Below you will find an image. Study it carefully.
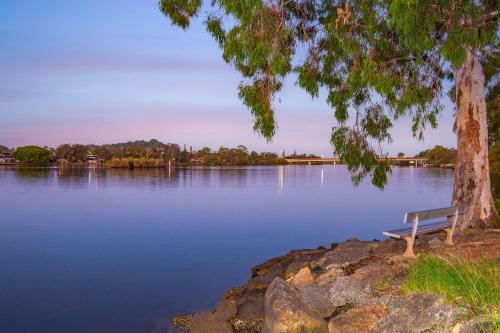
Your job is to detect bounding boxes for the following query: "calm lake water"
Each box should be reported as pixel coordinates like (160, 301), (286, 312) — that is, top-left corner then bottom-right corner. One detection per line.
(0, 165), (453, 333)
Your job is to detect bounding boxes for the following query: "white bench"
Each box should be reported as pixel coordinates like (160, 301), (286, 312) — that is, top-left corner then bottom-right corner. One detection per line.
(383, 205), (465, 258)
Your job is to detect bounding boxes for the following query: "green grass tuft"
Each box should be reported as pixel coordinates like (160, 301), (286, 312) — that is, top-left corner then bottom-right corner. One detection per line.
(403, 255), (500, 330)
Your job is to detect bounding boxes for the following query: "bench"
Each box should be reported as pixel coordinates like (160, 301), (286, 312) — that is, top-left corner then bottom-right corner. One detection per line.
(383, 205), (465, 258)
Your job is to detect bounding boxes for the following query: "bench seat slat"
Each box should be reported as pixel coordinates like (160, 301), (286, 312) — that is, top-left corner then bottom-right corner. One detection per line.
(383, 220), (451, 239)
(405, 205), (464, 223)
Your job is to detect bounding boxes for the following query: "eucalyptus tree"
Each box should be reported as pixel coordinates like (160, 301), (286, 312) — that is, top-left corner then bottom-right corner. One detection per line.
(160, 0), (498, 228)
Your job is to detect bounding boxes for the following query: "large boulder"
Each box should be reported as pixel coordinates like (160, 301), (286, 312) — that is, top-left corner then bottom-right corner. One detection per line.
(328, 275), (374, 307)
(374, 293), (466, 332)
(263, 278), (328, 333)
(298, 284), (336, 319)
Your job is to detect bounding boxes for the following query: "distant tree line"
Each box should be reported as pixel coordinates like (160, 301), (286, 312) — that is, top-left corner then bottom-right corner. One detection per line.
(3, 139), (286, 166)
(3, 140), (497, 200)
(415, 146), (457, 167)
(184, 145), (285, 165)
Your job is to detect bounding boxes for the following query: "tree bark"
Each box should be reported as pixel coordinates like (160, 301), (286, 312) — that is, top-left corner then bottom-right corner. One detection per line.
(453, 50), (497, 229)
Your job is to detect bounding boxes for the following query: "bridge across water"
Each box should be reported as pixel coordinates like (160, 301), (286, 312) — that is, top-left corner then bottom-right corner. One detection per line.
(285, 157), (429, 166)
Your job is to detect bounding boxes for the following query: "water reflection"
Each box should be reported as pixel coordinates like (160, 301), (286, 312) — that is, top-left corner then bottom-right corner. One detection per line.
(14, 167), (51, 183)
(4, 165), (454, 196)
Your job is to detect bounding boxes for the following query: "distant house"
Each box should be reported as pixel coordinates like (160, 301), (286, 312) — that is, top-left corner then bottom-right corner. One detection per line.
(86, 154), (104, 165)
(190, 158), (205, 165)
(0, 153), (16, 164)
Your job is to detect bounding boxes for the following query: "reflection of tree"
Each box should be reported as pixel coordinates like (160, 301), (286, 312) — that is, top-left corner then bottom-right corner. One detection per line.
(14, 167), (51, 183)
(11, 166), (289, 190)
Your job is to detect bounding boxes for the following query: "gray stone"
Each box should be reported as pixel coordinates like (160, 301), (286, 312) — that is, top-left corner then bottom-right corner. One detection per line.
(313, 239), (374, 271)
(328, 276), (374, 307)
(298, 284), (336, 319)
(263, 278), (328, 333)
(374, 293), (467, 333)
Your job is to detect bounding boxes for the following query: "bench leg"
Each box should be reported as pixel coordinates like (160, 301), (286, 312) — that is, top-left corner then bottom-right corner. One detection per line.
(444, 228), (454, 245)
(402, 236), (416, 258)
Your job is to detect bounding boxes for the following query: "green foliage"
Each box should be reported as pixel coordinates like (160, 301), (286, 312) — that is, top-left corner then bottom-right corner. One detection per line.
(403, 255), (500, 330)
(52, 140), (285, 166)
(416, 145), (456, 167)
(161, 0), (499, 188)
(159, 0), (201, 29)
(193, 145), (285, 165)
(57, 139), (181, 162)
(56, 144), (88, 162)
(14, 146), (51, 164)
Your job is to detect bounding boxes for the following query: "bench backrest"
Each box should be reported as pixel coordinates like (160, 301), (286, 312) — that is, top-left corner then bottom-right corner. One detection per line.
(404, 205), (465, 223)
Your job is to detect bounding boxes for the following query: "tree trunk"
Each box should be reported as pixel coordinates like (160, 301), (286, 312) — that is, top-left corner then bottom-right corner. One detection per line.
(453, 50), (497, 229)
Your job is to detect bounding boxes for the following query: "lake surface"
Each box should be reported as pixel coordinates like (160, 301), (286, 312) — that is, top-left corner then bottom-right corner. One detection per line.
(0, 165), (453, 333)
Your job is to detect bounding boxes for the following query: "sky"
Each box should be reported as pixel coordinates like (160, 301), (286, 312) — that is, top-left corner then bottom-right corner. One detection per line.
(0, 0), (457, 156)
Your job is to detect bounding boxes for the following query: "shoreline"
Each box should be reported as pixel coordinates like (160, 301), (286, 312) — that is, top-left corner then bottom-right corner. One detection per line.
(171, 229), (499, 333)
(0, 163), (454, 169)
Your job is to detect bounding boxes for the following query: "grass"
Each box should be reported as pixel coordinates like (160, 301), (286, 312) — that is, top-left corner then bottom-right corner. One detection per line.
(403, 255), (500, 331)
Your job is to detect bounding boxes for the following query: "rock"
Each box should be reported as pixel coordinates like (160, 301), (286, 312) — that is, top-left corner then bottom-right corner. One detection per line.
(250, 248), (329, 286)
(290, 266), (314, 287)
(298, 284), (336, 318)
(328, 305), (388, 333)
(171, 314), (192, 332)
(458, 316), (493, 333)
(352, 261), (405, 291)
(313, 239), (375, 272)
(314, 268), (345, 286)
(352, 261), (391, 279)
(189, 310), (233, 333)
(427, 237), (443, 248)
(374, 294), (466, 332)
(328, 276), (374, 307)
(370, 238), (406, 256)
(232, 287), (266, 333)
(213, 297), (238, 321)
(263, 278), (328, 333)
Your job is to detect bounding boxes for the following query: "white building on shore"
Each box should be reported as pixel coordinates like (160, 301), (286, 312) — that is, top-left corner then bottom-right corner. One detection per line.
(0, 153), (16, 164)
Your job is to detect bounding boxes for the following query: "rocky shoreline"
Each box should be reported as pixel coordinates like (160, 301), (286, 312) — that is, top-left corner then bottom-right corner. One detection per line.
(172, 229), (499, 333)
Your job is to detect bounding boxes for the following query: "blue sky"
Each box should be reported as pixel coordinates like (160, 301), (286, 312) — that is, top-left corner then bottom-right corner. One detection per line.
(0, 0), (456, 156)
